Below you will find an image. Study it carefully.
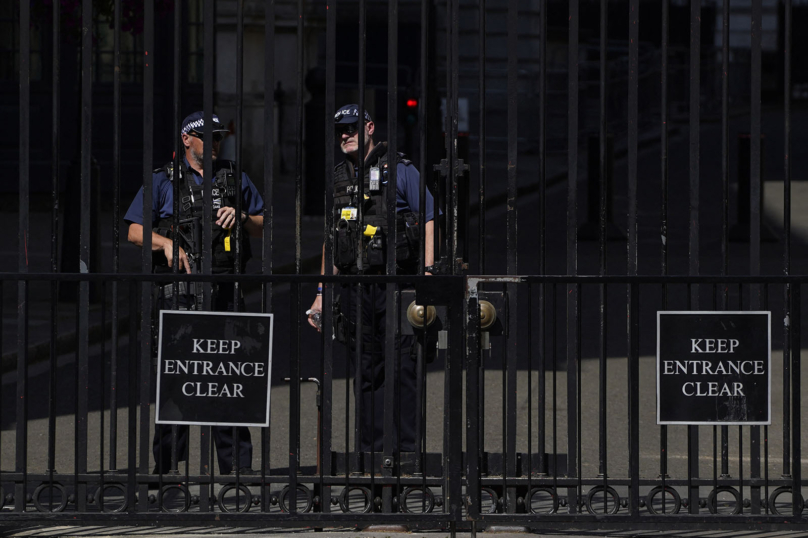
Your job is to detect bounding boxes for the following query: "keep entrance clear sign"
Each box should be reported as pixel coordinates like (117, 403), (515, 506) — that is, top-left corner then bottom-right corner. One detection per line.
(657, 311), (770, 425)
(156, 311), (274, 427)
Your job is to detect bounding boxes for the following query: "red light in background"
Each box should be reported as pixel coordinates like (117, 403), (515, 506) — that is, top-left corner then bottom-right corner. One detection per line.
(406, 99), (418, 108)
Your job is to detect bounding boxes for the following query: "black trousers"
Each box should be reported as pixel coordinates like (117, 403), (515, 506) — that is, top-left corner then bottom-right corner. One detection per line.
(152, 283), (252, 475)
(152, 424), (252, 476)
(340, 283), (418, 453)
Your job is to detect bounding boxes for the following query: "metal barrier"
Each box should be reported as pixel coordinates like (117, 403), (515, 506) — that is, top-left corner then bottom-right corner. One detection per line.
(8, 0), (804, 532)
(465, 275), (805, 531)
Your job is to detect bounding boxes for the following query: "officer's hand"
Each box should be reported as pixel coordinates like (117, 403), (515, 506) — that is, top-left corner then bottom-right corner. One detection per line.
(307, 295), (323, 332)
(164, 241), (191, 274)
(216, 206), (241, 229)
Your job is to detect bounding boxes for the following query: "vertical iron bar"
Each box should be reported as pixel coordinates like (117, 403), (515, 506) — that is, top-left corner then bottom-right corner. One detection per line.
(721, 0), (729, 284)
(466, 288), (481, 520)
(418, 0), (428, 277)
(749, 0), (762, 512)
(688, 0), (700, 304)
(321, 0), (335, 514)
(660, 0), (667, 493)
(477, 0), (485, 274)
(290, 0), (306, 513)
(750, 6), (761, 277)
(782, 0), (792, 482)
(383, 0), (399, 513)
(127, 282), (139, 512)
(628, 283), (640, 515)
(501, 317), (507, 505)
(262, 0), (276, 511)
(687, 0), (700, 513)
(353, 0), (367, 465)
(720, 0), (730, 480)
(369, 287), (377, 502)
(527, 285), (533, 494)
(47, 0), (61, 491)
(202, 0), (214, 282)
(566, 0), (580, 514)
(357, 0), (366, 275)
(234, 0), (244, 305)
(139, 0), (155, 513)
(627, 0), (639, 515)
(552, 284), (558, 505)
(418, 0), (428, 276)
(355, 0), (367, 460)
(660, 0), (668, 279)
(164, 0), (180, 492)
(73, 297), (80, 509)
(110, 0), (121, 473)
(576, 283), (583, 511)
(597, 0), (608, 486)
(450, 0), (459, 272)
(505, 0), (517, 248)
(168, 0), (183, 495)
(447, 279), (464, 522)
(76, 0), (94, 513)
(791, 282), (800, 516)
(505, 0), (518, 512)
(764, 282), (770, 512)
(16, 0), (31, 513)
(739, 424), (743, 514)
(660, 19), (668, 510)
(536, 0), (547, 478)
(99, 282), (106, 511)
(232, 0), (246, 505)
(442, 0), (451, 267)
(200, 0), (215, 510)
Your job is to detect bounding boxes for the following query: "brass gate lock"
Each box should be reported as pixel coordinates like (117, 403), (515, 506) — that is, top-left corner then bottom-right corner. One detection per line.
(479, 300), (497, 330)
(406, 301), (437, 328)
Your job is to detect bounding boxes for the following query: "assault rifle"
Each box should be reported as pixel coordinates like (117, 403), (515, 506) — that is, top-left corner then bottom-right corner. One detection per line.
(160, 216), (206, 311)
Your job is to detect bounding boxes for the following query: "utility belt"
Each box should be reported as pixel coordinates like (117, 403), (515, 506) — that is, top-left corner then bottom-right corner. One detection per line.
(150, 282), (232, 359)
(332, 292), (432, 362)
(157, 281), (210, 307)
(334, 211), (420, 273)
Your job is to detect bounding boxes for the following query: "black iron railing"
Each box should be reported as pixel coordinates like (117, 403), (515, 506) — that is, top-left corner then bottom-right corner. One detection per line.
(7, 0), (804, 532)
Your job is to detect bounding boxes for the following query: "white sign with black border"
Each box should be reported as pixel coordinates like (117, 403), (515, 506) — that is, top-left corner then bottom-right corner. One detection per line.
(155, 310), (274, 427)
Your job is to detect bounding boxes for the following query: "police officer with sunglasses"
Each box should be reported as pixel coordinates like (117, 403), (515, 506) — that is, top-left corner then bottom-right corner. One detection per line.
(308, 104), (436, 453)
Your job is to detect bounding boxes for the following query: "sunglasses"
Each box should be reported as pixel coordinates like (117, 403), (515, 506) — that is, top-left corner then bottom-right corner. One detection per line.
(335, 123), (359, 135)
(188, 131), (225, 142)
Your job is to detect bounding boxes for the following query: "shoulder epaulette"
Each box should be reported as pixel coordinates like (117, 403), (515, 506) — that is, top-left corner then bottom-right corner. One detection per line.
(396, 152), (412, 166)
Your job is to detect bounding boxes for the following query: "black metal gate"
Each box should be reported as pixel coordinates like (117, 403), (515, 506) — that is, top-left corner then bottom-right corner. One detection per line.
(5, 0), (807, 532)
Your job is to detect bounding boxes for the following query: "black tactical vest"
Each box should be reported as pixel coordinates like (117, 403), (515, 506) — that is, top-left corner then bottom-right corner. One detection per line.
(153, 160), (251, 274)
(333, 143), (420, 274)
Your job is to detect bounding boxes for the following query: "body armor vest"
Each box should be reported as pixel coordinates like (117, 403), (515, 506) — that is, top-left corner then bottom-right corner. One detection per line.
(153, 160), (251, 274)
(333, 143), (420, 274)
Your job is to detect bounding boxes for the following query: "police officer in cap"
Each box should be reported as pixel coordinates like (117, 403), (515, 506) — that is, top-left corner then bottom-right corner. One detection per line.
(124, 111), (265, 476)
(308, 105), (436, 452)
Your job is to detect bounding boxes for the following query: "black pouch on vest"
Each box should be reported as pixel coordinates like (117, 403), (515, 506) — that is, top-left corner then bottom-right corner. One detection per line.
(396, 212), (419, 264)
(366, 229), (385, 267)
(335, 219), (356, 269)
